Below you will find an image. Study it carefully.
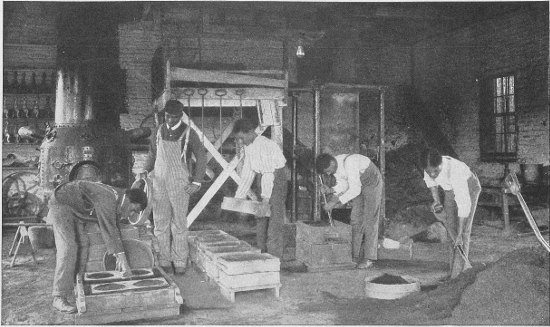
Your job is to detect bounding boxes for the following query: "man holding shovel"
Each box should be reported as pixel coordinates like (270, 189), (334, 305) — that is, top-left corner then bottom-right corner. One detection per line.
(421, 149), (481, 278)
(316, 153), (383, 269)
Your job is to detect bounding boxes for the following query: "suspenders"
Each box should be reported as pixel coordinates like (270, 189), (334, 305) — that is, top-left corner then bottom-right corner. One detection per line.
(156, 125), (190, 164)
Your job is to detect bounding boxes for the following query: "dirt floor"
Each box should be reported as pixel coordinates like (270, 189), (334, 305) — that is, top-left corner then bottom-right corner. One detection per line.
(1, 215), (549, 325)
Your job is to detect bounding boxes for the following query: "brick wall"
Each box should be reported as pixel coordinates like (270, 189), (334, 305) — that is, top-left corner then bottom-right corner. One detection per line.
(118, 21), (162, 129)
(411, 4), (549, 181)
(3, 2), (57, 69)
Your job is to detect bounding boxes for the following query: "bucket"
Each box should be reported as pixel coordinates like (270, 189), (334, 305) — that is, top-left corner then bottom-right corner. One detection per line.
(365, 274), (420, 300)
(521, 164), (542, 185)
(28, 225), (55, 249)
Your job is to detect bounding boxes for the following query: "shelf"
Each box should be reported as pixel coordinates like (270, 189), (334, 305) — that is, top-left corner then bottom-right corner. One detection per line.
(3, 93), (54, 96)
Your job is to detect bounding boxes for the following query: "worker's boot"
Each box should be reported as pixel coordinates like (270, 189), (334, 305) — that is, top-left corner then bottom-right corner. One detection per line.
(356, 260), (374, 269)
(174, 265), (187, 275)
(52, 296), (77, 314)
(160, 264), (174, 274)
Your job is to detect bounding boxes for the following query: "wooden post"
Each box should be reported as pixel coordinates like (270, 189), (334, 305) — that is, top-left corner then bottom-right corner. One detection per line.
(313, 87), (321, 222)
(291, 94), (298, 223)
(379, 87), (386, 226)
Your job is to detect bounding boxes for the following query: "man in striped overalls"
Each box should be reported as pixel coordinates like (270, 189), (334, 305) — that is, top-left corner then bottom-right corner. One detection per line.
(140, 100), (207, 275)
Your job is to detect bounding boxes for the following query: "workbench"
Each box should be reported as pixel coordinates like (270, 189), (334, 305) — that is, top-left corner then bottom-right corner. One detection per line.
(478, 186), (514, 233)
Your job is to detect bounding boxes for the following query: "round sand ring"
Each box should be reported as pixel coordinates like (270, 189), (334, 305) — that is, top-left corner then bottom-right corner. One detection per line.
(94, 283), (126, 291)
(131, 269), (151, 276)
(86, 272), (115, 280)
(133, 279), (164, 287)
(364, 274), (420, 300)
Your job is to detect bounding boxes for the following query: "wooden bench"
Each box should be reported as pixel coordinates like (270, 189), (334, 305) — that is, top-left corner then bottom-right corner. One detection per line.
(478, 186), (513, 234)
(4, 221), (51, 267)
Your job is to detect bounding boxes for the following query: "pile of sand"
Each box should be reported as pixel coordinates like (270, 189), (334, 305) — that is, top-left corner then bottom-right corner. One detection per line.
(447, 247), (550, 325)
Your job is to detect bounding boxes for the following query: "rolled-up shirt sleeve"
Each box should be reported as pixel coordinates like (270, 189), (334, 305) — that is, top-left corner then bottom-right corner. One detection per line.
(423, 171), (437, 188)
(260, 172), (275, 199)
(338, 159), (363, 204)
(235, 154), (255, 199)
(451, 174), (472, 217)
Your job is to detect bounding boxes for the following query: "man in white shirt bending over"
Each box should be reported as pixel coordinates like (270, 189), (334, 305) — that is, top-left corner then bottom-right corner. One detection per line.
(316, 153), (383, 269)
(421, 149), (481, 279)
(233, 119), (287, 258)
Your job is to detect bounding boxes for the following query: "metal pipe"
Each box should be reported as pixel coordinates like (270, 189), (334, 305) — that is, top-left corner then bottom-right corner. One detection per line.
(291, 94), (298, 223)
(313, 87), (321, 222)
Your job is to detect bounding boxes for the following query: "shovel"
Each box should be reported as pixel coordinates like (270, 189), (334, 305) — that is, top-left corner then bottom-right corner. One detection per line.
(319, 175), (340, 241)
(432, 207), (473, 269)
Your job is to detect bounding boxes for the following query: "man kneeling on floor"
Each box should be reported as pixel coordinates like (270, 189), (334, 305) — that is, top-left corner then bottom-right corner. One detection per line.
(45, 180), (147, 313)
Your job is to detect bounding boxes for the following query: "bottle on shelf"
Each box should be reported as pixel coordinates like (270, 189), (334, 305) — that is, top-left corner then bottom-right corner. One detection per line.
(13, 71), (20, 93)
(3, 96), (9, 119)
(22, 96), (30, 118)
(3, 72), (9, 93)
(32, 99), (40, 118)
(4, 122), (12, 144)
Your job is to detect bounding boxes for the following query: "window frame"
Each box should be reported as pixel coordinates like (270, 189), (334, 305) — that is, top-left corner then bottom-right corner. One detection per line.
(479, 72), (519, 162)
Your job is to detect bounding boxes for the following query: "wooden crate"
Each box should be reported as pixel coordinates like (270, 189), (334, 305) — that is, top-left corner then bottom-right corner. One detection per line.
(221, 197), (271, 216)
(296, 239), (353, 267)
(217, 252), (280, 275)
(188, 230), (228, 244)
(218, 271), (280, 289)
(200, 245), (261, 281)
(296, 220), (352, 245)
(74, 268), (182, 324)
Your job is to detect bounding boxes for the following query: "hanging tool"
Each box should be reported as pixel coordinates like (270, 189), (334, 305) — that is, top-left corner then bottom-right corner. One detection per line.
(197, 88), (208, 145)
(235, 89), (244, 119)
(504, 172), (550, 252)
(215, 89), (227, 156)
(432, 206), (473, 269)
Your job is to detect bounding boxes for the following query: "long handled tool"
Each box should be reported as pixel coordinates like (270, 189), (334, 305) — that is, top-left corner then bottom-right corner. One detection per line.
(318, 175), (334, 227)
(504, 172), (550, 252)
(432, 207), (473, 269)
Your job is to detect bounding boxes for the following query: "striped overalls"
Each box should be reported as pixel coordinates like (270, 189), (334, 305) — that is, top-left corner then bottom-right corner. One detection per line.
(152, 127), (191, 269)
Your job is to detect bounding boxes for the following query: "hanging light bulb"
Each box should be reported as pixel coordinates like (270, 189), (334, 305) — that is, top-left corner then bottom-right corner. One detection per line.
(296, 44), (305, 58)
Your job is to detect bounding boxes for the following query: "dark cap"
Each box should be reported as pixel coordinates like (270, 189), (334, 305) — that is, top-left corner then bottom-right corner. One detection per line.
(164, 100), (184, 115)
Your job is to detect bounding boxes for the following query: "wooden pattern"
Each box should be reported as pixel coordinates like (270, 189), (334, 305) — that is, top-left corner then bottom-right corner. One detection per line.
(74, 268), (183, 324)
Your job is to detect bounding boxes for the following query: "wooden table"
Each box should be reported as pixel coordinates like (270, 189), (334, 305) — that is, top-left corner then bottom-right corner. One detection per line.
(478, 186), (513, 234)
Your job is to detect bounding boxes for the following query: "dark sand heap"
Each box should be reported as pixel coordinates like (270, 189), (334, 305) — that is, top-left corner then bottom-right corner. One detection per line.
(447, 246), (550, 325)
(299, 247), (549, 325)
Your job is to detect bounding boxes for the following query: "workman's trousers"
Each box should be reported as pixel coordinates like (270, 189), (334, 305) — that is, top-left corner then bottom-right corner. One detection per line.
(443, 173), (481, 278)
(257, 168), (288, 258)
(152, 177), (190, 268)
(47, 198), (88, 298)
(350, 163), (383, 262)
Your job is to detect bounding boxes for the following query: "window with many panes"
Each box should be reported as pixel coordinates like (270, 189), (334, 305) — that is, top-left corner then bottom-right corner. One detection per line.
(479, 74), (518, 162)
